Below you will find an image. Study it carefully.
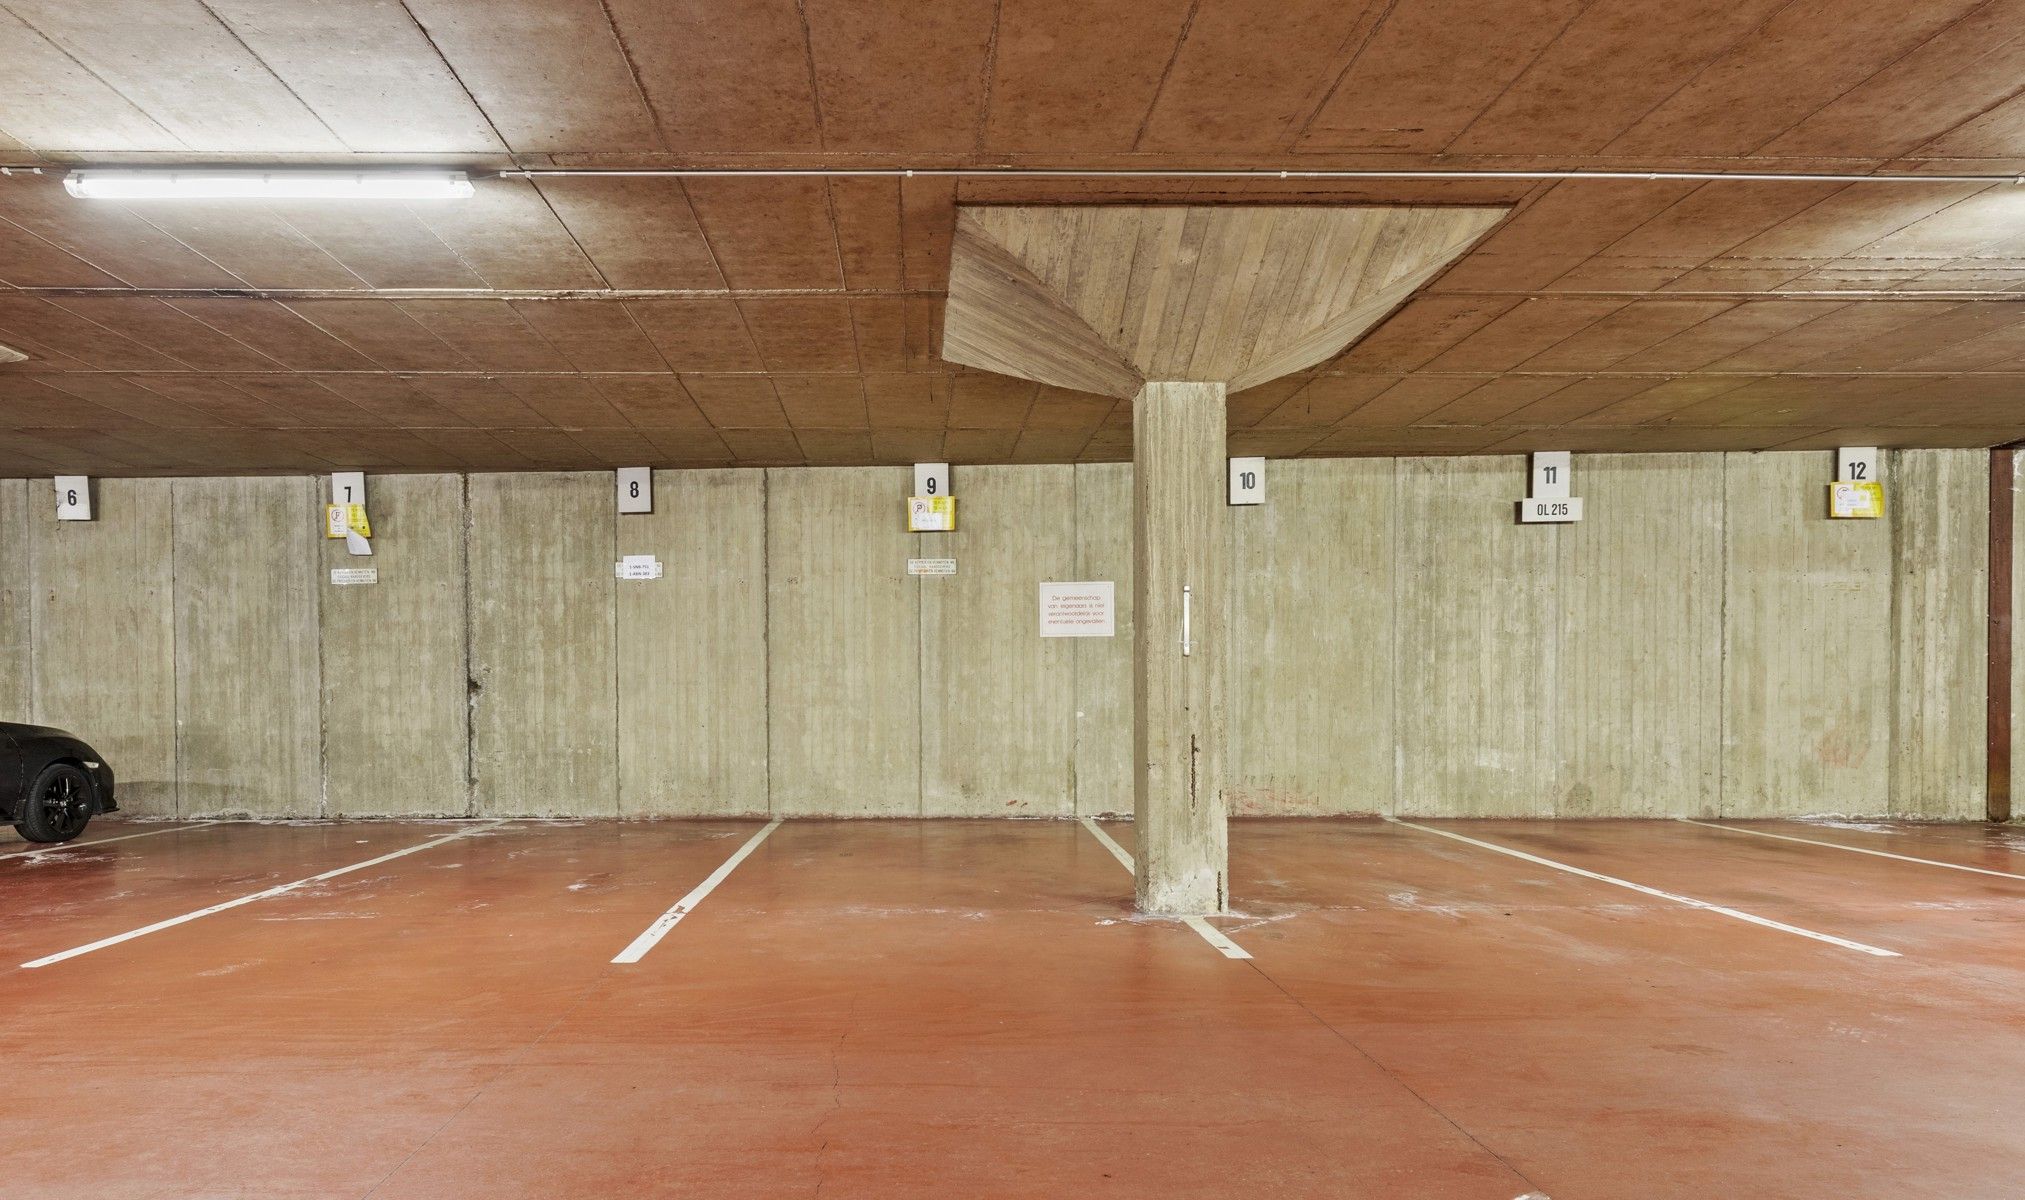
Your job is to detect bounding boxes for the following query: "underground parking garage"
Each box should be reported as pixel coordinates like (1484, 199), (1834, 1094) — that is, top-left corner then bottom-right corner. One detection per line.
(2, 4), (2025, 1198)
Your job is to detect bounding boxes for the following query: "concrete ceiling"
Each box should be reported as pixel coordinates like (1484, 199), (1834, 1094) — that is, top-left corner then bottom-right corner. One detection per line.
(0, 1), (2022, 473)
(943, 206), (1508, 395)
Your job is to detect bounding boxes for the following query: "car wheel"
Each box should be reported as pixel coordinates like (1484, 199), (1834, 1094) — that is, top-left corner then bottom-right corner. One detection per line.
(14, 763), (94, 844)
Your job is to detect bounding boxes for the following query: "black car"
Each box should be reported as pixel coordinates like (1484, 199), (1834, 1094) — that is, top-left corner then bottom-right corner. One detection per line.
(0, 724), (117, 844)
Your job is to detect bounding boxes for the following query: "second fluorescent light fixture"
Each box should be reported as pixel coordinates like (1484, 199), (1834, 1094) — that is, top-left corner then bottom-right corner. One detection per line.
(64, 168), (474, 201)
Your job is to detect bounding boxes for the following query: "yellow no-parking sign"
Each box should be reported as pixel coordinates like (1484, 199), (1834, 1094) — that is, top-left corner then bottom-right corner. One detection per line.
(324, 503), (372, 538)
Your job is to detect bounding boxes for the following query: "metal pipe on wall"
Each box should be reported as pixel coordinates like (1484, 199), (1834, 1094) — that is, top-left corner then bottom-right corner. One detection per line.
(496, 167), (2025, 185)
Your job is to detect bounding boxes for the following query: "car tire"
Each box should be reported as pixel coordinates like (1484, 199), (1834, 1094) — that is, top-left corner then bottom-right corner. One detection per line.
(14, 762), (94, 844)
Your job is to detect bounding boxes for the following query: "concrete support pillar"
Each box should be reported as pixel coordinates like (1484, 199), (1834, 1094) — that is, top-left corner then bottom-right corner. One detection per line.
(1132, 381), (1229, 915)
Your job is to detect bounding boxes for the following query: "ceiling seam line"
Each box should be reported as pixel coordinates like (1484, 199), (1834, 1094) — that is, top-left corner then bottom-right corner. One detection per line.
(0, 2), (188, 152)
(1742, 0), (2011, 159)
(590, 0), (671, 153)
(1589, 0), (1812, 158)
(1126, 0), (1202, 152)
(1431, 0), (1606, 155)
(389, 0), (515, 160)
(187, 0), (352, 151)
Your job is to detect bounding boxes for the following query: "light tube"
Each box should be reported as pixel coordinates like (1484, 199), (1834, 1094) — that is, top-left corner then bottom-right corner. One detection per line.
(63, 168), (474, 201)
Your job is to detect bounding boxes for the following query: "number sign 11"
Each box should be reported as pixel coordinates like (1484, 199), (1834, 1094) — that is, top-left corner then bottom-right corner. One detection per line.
(1519, 451), (1583, 524)
(1530, 451), (1571, 500)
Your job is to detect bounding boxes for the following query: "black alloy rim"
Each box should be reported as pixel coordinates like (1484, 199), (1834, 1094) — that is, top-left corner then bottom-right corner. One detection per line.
(40, 772), (89, 838)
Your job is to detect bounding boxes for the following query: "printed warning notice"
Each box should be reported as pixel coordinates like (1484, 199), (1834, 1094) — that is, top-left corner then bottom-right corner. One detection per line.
(1038, 581), (1116, 638)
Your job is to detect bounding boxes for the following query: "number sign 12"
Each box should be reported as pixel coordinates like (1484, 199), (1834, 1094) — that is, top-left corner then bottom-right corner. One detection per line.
(1837, 447), (1878, 484)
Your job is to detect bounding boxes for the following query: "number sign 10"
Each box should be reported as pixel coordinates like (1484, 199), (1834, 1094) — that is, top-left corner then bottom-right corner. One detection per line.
(1228, 456), (1265, 506)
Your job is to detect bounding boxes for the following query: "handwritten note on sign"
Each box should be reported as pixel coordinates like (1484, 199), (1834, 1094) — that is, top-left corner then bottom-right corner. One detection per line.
(1038, 582), (1116, 638)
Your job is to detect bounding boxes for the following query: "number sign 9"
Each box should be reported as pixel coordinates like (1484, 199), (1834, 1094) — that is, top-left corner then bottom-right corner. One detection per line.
(914, 462), (951, 500)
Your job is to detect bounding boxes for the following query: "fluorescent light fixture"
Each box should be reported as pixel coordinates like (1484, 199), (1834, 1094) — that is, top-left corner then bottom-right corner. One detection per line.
(0, 341), (24, 364)
(63, 168), (474, 201)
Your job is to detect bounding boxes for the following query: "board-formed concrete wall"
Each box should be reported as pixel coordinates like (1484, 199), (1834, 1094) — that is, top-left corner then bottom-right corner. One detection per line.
(2011, 450), (2025, 818)
(320, 474), (469, 817)
(0, 450), (1991, 820)
(618, 470), (768, 817)
(767, 466), (922, 816)
(172, 477), (322, 817)
(32, 478), (177, 812)
(1228, 458), (1394, 817)
(467, 472), (617, 817)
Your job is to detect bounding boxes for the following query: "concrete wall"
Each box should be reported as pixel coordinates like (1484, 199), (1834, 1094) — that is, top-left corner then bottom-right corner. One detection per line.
(1559, 454), (1724, 817)
(1722, 454), (1895, 815)
(468, 473), (617, 817)
(320, 474), (468, 817)
(0, 450), (1991, 821)
(618, 470), (768, 817)
(1072, 463), (1134, 817)
(1891, 451), (1987, 818)
(1395, 457), (1558, 816)
(32, 478), (177, 811)
(1224, 460), (1393, 816)
(172, 477), (322, 817)
(0, 481), (28, 720)
(920, 465), (1078, 816)
(2011, 451), (2025, 819)
(767, 466), (921, 815)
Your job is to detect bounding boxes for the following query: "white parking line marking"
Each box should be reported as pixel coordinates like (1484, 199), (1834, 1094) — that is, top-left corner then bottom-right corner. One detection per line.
(1077, 817), (1250, 960)
(612, 819), (782, 964)
(1, 822), (220, 861)
(21, 822), (503, 969)
(1180, 914), (1251, 959)
(1385, 817), (1900, 959)
(1679, 818), (2025, 882)
(1079, 816), (1136, 872)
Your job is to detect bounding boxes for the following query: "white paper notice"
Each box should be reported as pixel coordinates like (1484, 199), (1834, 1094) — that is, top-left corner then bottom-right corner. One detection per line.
(330, 568), (378, 586)
(615, 554), (664, 581)
(1038, 581), (1115, 638)
(907, 558), (957, 576)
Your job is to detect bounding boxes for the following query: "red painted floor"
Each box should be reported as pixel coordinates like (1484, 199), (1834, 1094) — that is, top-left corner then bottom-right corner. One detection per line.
(3, 816), (2020, 1198)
